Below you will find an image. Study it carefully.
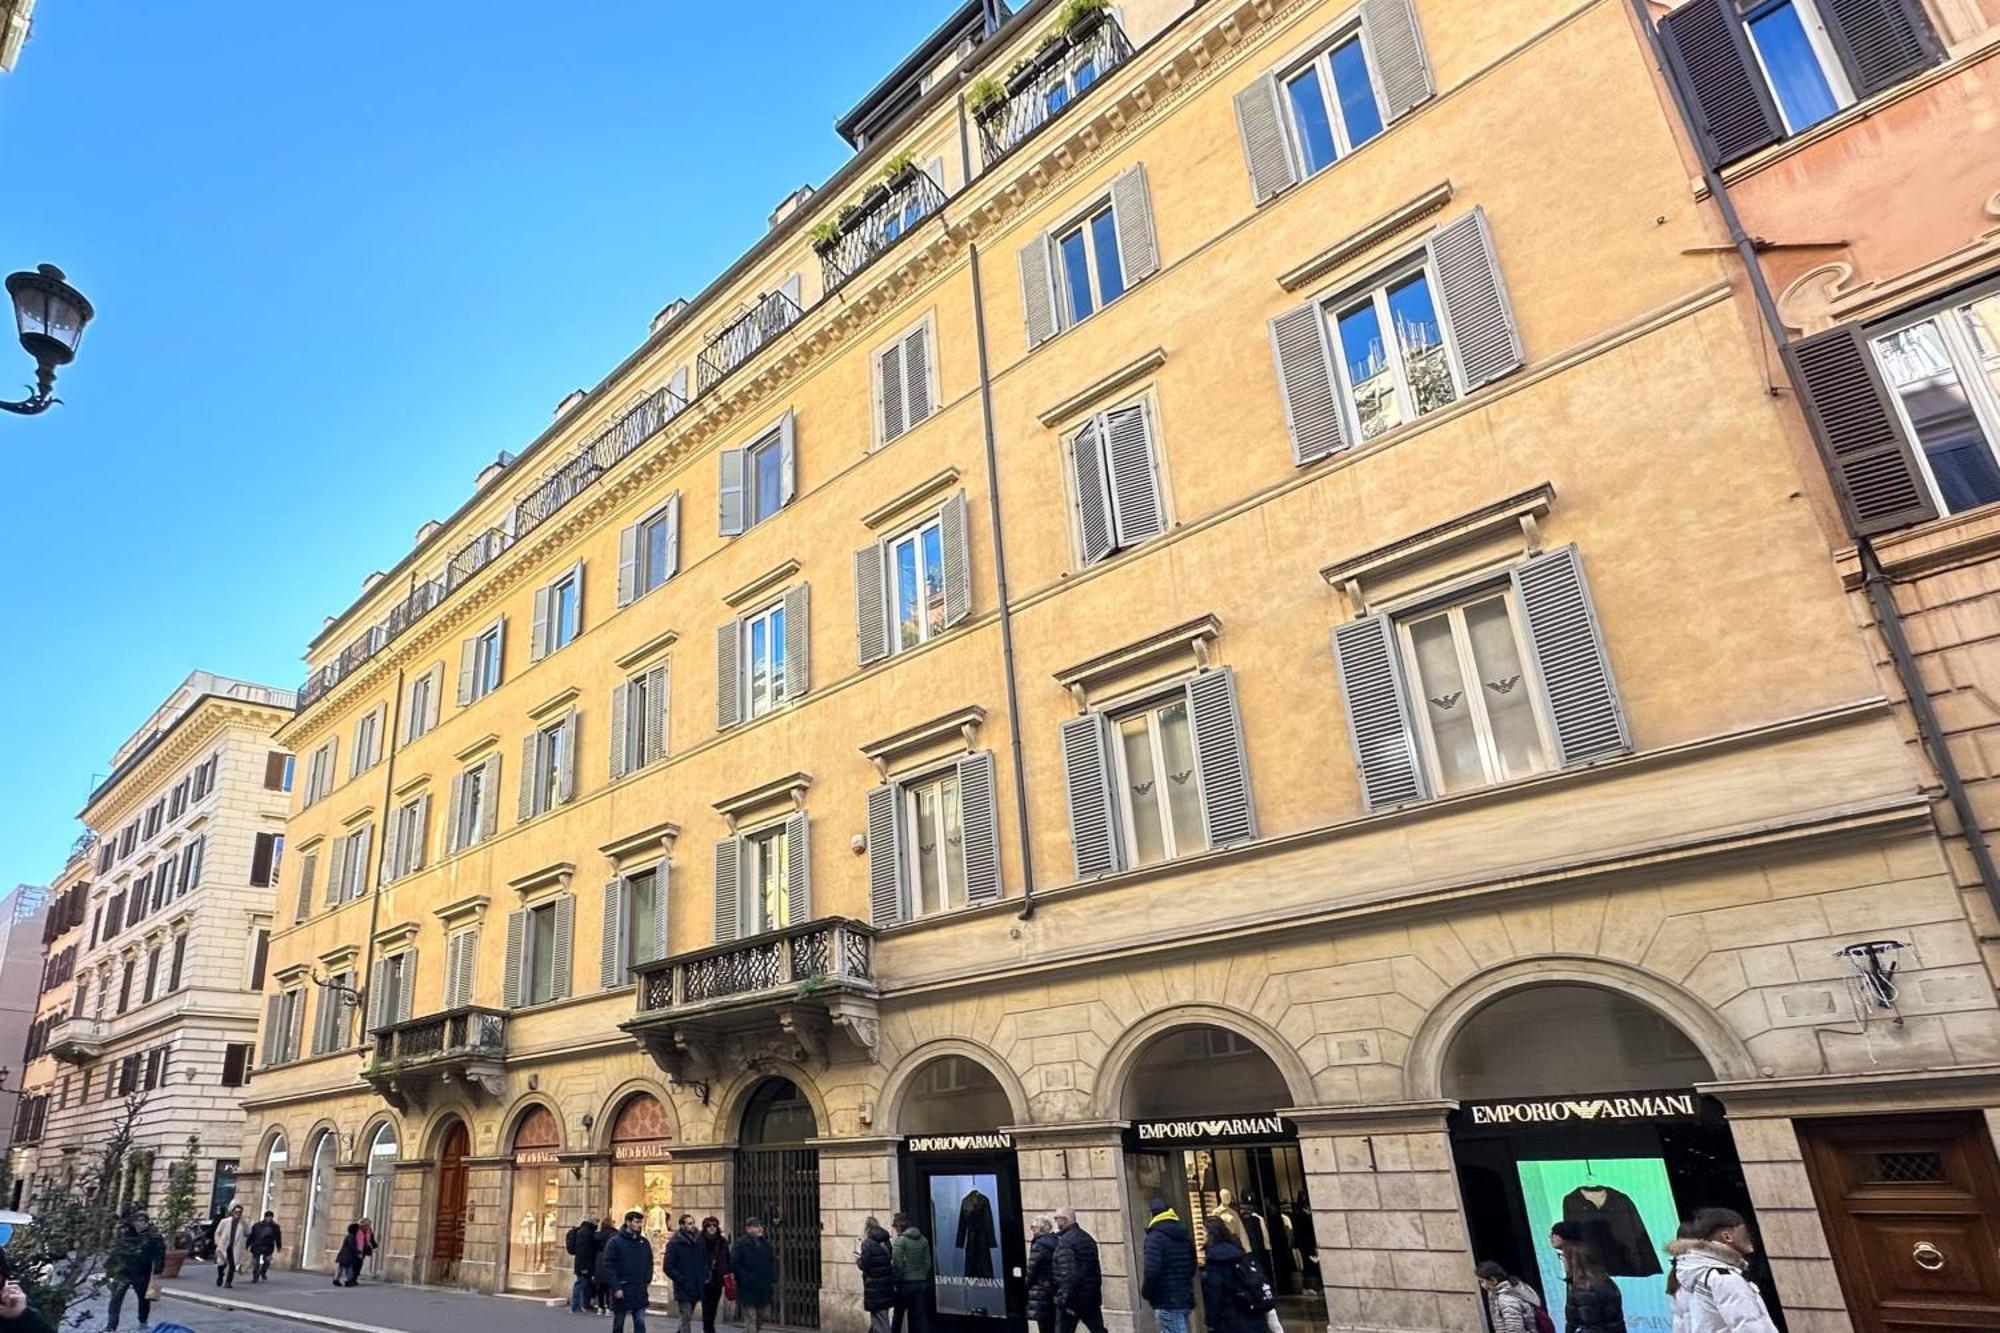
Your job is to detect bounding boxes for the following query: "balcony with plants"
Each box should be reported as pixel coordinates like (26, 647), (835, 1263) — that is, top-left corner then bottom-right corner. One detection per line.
(971, 0), (1131, 167)
(811, 153), (948, 295)
(363, 1004), (508, 1110)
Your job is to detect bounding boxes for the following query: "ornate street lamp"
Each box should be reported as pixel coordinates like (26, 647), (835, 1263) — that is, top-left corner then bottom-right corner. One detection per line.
(3, 264), (94, 415)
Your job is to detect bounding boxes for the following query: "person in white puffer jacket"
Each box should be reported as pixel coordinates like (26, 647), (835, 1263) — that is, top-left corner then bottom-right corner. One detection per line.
(1474, 1261), (1545, 1333)
(1666, 1209), (1779, 1333)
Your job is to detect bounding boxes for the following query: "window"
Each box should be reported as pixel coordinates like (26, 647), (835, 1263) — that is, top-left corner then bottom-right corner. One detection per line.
(856, 496), (975, 664)
(627, 868), (662, 970)
(449, 755), (500, 852)
(143, 800), (163, 839)
(385, 795), (430, 881)
(1109, 695), (1206, 867)
(263, 988), (304, 1066)
(1743, 0), (1851, 133)
(888, 517), (946, 652)
(263, 750), (292, 792)
(406, 664), (441, 742)
(718, 585), (808, 729)
(459, 619), (505, 705)
(118, 960), (135, 1014)
(506, 898), (574, 1008)
(526, 904), (559, 1005)
(533, 563), (584, 660)
(118, 823), (137, 858)
(903, 769), (966, 918)
(143, 947), (161, 1004)
(304, 738), (337, 805)
(333, 824), (373, 902)
(875, 322), (936, 445)
(1056, 204), (1125, 328)
(98, 840), (115, 873)
(1281, 31), (1385, 177)
(180, 835), (205, 894)
(1331, 267), (1457, 443)
(250, 832), (284, 888)
(444, 929), (479, 1007)
(293, 850), (319, 922)
(742, 601), (787, 720)
(351, 705), (384, 777)
(741, 825), (793, 937)
(247, 929), (268, 991)
(369, 955), (411, 1031)
(521, 712), (577, 820)
(1870, 292), (2000, 517)
(1067, 400), (1166, 566)
(619, 495), (681, 605)
(102, 893), (123, 943)
(152, 853), (175, 911)
(169, 777), (190, 820)
(130, 873), (153, 927)
(1407, 596), (1560, 790)
(315, 971), (355, 1053)
(192, 753), (219, 800)
(143, 1048), (165, 1092)
(611, 666), (668, 778)
(221, 1043), (253, 1087)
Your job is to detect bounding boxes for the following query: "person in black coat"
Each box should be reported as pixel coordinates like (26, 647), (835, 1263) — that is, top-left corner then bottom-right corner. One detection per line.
(1025, 1218), (1060, 1333)
(600, 1210), (658, 1333)
(698, 1217), (731, 1333)
(248, 1212), (283, 1283)
(1200, 1218), (1268, 1333)
(1562, 1245), (1627, 1333)
(1050, 1208), (1105, 1333)
(857, 1217), (897, 1333)
(1140, 1198), (1197, 1333)
(665, 1215), (709, 1333)
(104, 1208), (165, 1331)
(729, 1218), (778, 1333)
(567, 1217), (602, 1314)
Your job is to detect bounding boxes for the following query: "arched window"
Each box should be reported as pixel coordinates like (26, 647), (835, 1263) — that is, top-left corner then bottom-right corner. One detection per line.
(897, 1056), (1012, 1135)
(740, 1077), (816, 1145)
(362, 1123), (398, 1276)
(258, 1133), (288, 1219)
(1123, 1024), (1290, 1118)
(303, 1130), (336, 1265)
(1441, 984), (1713, 1100)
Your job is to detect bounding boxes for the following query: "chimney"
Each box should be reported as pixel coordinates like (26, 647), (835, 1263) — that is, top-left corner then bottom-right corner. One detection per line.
(362, 571), (385, 592)
(415, 519), (443, 545)
(769, 184), (816, 230)
(554, 389), (587, 419)
(473, 451), (516, 490)
(651, 299), (689, 336)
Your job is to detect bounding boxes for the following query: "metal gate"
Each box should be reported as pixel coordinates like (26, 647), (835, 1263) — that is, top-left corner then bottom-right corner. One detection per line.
(734, 1147), (821, 1329)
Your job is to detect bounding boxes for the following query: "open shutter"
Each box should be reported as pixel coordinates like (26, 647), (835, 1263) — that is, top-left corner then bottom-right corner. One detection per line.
(502, 908), (527, 1008)
(558, 709), (580, 804)
(426, 663), (444, 733)
(719, 448), (748, 536)
(1187, 668), (1257, 847)
(443, 935), (464, 1008)
(1060, 712), (1121, 879)
(397, 950), (417, 1022)
(295, 853), (317, 922)
(713, 837), (741, 943)
(480, 752), (502, 839)
(641, 667), (667, 767)
(444, 772), (464, 856)
(1071, 418), (1115, 567)
(662, 493), (681, 580)
(1783, 323), (1937, 535)
(1821, 0), (1941, 99)
(716, 621), (742, 730)
(262, 995), (282, 1066)
(783, 583), (811, 699)
(1234, 73), (1298, 205)
(1360, 0), (1435, 120)
(653, 864), (671, 964)
(778, 410), (798, 507)
(784, 813), (811, 926)
(879, 339), (907, 443)
(866, 784), (904, 927)
(855, 543), (889, 666)
(531, 585), (552, 662)
(958, 749), (1002, 906)
(600, 877), (628, 990)
(1104, 403), (1164, 548)
(380, 810), (402, 886)
(325, 834), (348, 907)
(1109, 165), (1160, 286)
(412, 794), (430, 872)
(940, 491), (972, 627)
(1658, 0), (1784, 167)
(1430, 207), (1524, 390)
(617, 522), (640, 606)
(1020, 233), (1057, 349)
(1512, 545), (1630, 768)
(284, 991), (306, 1062)
(1331, 616), (1429, 810)
(518, 732), (540, 823)
(609, 681), (630, 780)
(904, 325), (933, 427)
(456, 636), (477, 706)
(349, 826), (372, 899)
(1270, 302), (1346, 464)
(453, 931), (478, 1007)
(368, 961), (390, 1034)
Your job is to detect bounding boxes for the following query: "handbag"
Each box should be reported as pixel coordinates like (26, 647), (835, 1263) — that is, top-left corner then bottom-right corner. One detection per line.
(146, 1279), (163, 1301)
(723, 1273), (738, 1303)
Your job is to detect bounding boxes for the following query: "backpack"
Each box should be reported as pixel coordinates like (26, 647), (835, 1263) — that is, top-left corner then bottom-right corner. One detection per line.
(1228, 1256), (1276, 1316)
(1529, 1303), (1556, 1333)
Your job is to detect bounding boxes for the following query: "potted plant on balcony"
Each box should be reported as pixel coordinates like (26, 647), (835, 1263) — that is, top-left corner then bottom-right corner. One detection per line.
(1058, 0), (1110, 40)
(157, 1132), (202, 1278)
(966, 73), (1005, 121)
(881, 150), (919, 191)
(808, 217), (842, 255)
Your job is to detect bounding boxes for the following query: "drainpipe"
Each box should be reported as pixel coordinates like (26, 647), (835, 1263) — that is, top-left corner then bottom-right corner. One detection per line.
(355, 664), (406, 1029)
(1627, 0), (2000, 916)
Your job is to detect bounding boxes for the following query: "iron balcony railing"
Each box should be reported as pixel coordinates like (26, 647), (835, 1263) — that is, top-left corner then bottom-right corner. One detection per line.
(977, 11), (1132, 166)
(817, 169), (948, 295)
(367, 1005), (508, 1070)
(696, 289), (805, 394)
(633, 918), (874, 1014)
(513, 383), (689, 541)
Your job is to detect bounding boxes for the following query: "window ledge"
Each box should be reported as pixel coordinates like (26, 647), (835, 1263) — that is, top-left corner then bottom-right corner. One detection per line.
(615, 629), (679, 672)
(454, 732), (501, 763)
(508, 861), (575, 901)
(714, 771), (811, 830)
(392, 771), (430, 799)
(862, 468), (961, 531)
(1278, 181), (1454, 293)
(1036, 348), (1167, 428)
(1836, 499), (2000, 586)
(528, 686), (581, 722)
(723, 559), (801, 609)
(273, 962), (313, 986)
(1053, 615), (1220, 711)
(317, 943), (361, 969)
(1320, 482), (1554, 616)
(372, 922), (418, 951)
(433, 893), (491, 927)
(860, 706), (987, 778)
(600, 820), (681, 867)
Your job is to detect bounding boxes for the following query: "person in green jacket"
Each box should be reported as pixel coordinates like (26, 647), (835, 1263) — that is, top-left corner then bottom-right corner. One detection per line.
(889, 1213), (933, 1333)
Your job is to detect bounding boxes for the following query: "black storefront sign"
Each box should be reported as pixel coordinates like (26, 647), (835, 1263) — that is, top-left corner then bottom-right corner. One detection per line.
(898, 1134), (1025, 1333)
(1458, 1089), (1704, 1129)
(1123, 1113), (1295, 1150)
(906, 1132), (1014, 1154)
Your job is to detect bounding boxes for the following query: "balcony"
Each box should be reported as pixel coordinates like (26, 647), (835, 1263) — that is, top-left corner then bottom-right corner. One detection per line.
(622, 918), (879, 1087)
(362, 1006), (508, 1111)
(976, 10), (1132, 166)
(816, 167), (948, 295)
(513, 383), (689, 542)
(47, 1015), (107, 1064)
(696, 289), (805, 394)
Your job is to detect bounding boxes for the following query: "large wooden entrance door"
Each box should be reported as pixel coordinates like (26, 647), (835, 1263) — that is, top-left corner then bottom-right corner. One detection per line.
(1800, 1112), (2000, 1332)
(431, 1121), (470, 1277)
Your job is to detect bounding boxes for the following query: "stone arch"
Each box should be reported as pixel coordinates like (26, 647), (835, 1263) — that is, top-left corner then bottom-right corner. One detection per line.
(713, 1064), (827, 1147)
(1092, 1003), (1317, 1119)
(353, 1111), (405, 1165)
(419, 1105), (477, 1159)
(1402, 956), (1758, 1101)
(593, 1078), (683, 1153)
(299, 1118), (343, 1159)
(879, 1038), (1032, 1134)
(499, 1092), (570, 1153)
(255, 1124), (291, 1166)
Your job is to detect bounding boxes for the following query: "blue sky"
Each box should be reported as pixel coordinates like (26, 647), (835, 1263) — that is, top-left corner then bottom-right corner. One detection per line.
(0, 1), (947, 886)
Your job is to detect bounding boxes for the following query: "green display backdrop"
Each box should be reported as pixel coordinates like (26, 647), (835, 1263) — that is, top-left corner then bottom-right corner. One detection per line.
(1515, 1157), (1677, 1333)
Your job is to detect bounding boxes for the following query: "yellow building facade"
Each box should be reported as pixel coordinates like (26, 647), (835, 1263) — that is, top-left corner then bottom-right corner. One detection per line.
(246, 2), (2000, 1331)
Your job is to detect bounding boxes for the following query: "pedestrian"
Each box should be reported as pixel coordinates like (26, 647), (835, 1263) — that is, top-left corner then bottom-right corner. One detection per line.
(248, 1210), (283, 1282)
(0, 1278), (56, 1333)
(1561, 1243), (1626, 1333)
(1475, 1261), (1546, 1333)
(1140, 1196), (1196, 1333)
(599, 1216), (621, 1315)
(333, 1221), (373, 1287)
(666, 1214), (708, 1333)
(698, 1216), (730, 1333)
(1199, 1217), (1271, 1333)
(354, 1217), (377, 1281)
(856, 1216), (896, 1333)
(889, 1212), (933, 1333)
(1025, 1217), (1059, 1333)
(728, 1218), (776, 1333)
(1050, 1207), (1106, 1333)
(104, 1206), (165, 1331)
(214, 1202), (249, 1289)
(599, 1209), (657, 1333)
(1665, 1208), (1779, 1333)
(567, 1214), (602, 1314)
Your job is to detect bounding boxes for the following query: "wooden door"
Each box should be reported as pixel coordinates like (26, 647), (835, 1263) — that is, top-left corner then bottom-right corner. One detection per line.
(1800, 1112), (2000, 1333)
(431, 1121), (470, 1269)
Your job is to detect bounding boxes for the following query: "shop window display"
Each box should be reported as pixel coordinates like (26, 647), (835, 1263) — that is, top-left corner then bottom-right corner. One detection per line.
(508, 1106), (563, 1292)
(609, 1093), (676, 1252)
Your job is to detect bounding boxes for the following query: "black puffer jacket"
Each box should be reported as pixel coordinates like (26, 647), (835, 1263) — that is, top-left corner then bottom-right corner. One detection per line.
(568, 1221), (601, 1279)
(857, 1222), (896, 1312)
(599, 1229), (656, 1308)
(1052, 1224), (1102, 1312)
(106, 1221), (165, 1284)
(665, 1228), (708, 1304)
(1566, 1276), (1628, 1333)
(1200, 1241), (1266, 1333)
(1026, 1231), (1059, 1323)
(1141, 1212), (1196, 1312)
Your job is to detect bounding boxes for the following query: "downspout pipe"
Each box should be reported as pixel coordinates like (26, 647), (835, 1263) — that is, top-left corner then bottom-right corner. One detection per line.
(353, 665), (406, 1025)
(1627, 0), (2000, 916)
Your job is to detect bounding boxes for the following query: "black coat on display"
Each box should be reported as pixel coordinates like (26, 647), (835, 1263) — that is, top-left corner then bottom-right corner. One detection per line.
(665, 1229), (708, 1304)
(730, 1233), (777, 1307)
(1053, 1224), (1102, 1312)
(1026, 1231), (1060, 1324)
(1566, 1276), (1628, 1333)
(858, 1222), (897, 1312)
(568, 1221), (602, 1279)
(1199, 1241), (1267, 1333)
(1141, 1214), (1197, 1312)
(956, 1189), (998, 1280)
(1562, 1186), (1660, 1278)
(599, 1229), (656, 1309)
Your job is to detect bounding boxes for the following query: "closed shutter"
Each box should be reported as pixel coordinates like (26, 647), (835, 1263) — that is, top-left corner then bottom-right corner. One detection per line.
(503, 908), (527, 1008)
(904, 325), (933, 428)
(1512, 545), (1630, 768)
(1060, 712), (1121, 878)
(426, 663), (444, 733)
(1360, 0), (1435, 120)
(784, 813), (811, 926)
(558, 708), (581, 804)
(1070, 417), (1115, 567)
(349, 826), (372, 899)
(609, 680), (630, 780)
(617, 522), (640, 606)
(716, 621), (742, 730)
(567, 562), (584, 640)
(866, 784), (903, 927)
(1109, 165), (1160, 286)
(250, 834), (275, 888)
(778, 410), (798, 507)
(519, 731), (541, 823)
(1104, 403), (1165, 548)
(444, 934), (464, 1008)
(1658, 0), (1784, 167)
(397, 950), (417, 1022)
(719, 448), (748, 536)
(958, 749), (1002, 906)
(1331, 616), (1429, 810)
(451, 931), (477, 1008)
(641, 668), (667, 767)
(326, 834), (348, 907)
(713, 837), (741, 944)
(783, 583), (811, 699)
(284, 991), (306, 1062)
(1020, 233), (1057, 349)
(856, 542), (890, 666)
(380, 811), (402, 886)
(531, 584), (553, 662)
(457, 636), (477, 706)
(1821, 0), (1941, 99)
(1430, 207), (1523, 390)
(1271, 302), (1346, 465)
(940, 490), (972, 627)
(294, 852), (317, 922)
(601, 877), (628, 989)
(879, 338), (907, 443)
(1234, 73), (1298, 205)
(653, 864), (671, 964)
(480, 752), (502, 839)
(445, 772), (464, 856)
(1783, 322), (1937, 535)
(1187, 668), (1257, 848)
(262, 995), (282, 1066)
(411, 794), (430, 872)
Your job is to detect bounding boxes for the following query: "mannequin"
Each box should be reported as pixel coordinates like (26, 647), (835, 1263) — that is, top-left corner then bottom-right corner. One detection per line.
(1212, 1188), (1245, 1242)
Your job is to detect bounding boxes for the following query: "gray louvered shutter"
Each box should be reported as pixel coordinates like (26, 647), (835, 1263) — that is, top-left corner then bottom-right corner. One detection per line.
(1270, 303), (1346, 464)
(1360, 0), (1435, 120)
(1109, 165), (1159, 286)
(653, 864), (671, 963)
(350, 826), (372, 898)
(641, 667), (666, 766)
(609, 681), (630, 780)
(719, 448), (747, 536)
(866, 784), (903, 927)
(295, 853), (317, 921)
(559, 708), (580, 803)
(1020, 233), (1057, 349)
(662, 493), (681, 580)
(783, 813), (810, 926)
(1658, 0), (1784, 167)
(855, 543), (889, 666)
(716, 621), (741, 730)
(284, 990), (305, 1061)
(427, 664), (444, 732)
(503, 908), (527, 1008)
(480, 752), (502, 839)
(778, 410), (798, 507)
(940, 491), (972, 627)
(368, 959), (389, 1033)
(411, 794), (430, 872)
(1233, 73), (1298, 205)
(443, 934), (464, 1008)
(518, 732), (540, 823)
(1331, 616), (1429, 810)
(397, 950), (417, 1021)
(1060, 712), (1121, 879)
(783, 583), (810, 699)
(1512, 545), (1630, 768)
(1104, 403), (1165, 547)
(958, 749), (1002, 906)
(1431, 208), (1523, 390)
(456, 636), (477, 706)
(454, 931), (478, 1008)
(445, 772), (464, 856)
(1822, 0), (1941, 99)
(380, 807), (402, 886)
(531, 585), (552, 662)
(1187, 668), (1257, 848)
(713, 837), (741, 943)
(325, 834), (347, 907)
(1783, 323), (1937, 535)
(904, 326), (932, 427)
(1071, 418), (1114, 566)
(262, 995), (281, 1065)
(600, 877), (628, 990)
(617, 522), (640, 606)
(879, 339), (907, 443)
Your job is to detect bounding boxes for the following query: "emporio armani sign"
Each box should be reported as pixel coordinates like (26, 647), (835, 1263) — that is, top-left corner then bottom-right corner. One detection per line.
(1464, 1091), (1701, 1127)
(905, 1133), (1014, 1153)
(1124, 1114), (1294, 1148)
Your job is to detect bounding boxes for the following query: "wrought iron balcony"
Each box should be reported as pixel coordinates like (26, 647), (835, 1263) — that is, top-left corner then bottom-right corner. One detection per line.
(363, 1005), (508, 1110)
(47, 1015), (107, 1064)
(513, 383), (688, 541)
(696, 289), (805, 394)
(817, 168), (947, 295)
(976, 10), (1132, 166)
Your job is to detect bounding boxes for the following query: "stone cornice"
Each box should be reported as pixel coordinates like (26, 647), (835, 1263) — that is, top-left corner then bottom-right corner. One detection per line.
(86, 697), (289, 828)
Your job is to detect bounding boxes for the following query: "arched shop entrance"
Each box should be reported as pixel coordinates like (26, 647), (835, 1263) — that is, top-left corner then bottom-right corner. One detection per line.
(302, 1130), (335, 1270)
(430, 1118), (470, 1280)
(608, 1093), (676, 1252)
(362, 1123), (398, 1277)
(1443, 984), (1783, 1333)
(258, 1133), (287, 1219)
(1120, 1024), (1323, 1333)
(734, 1078), (821, 1329)
(896, 1055), (1025, 1333)
(507, 1106), (563, 1293)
